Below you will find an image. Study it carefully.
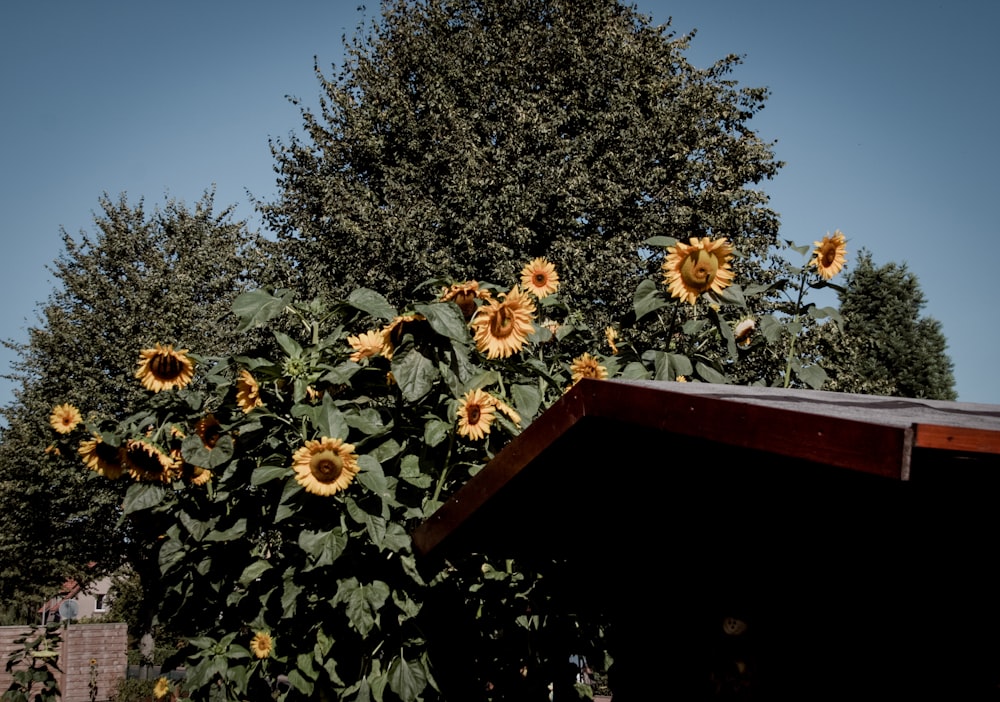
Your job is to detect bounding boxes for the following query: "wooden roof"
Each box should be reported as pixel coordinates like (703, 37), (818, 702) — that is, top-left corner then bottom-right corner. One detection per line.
(412, 379), (1000, 563)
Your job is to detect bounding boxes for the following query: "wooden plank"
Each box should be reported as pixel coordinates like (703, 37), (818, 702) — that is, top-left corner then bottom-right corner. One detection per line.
(915, 423), (1000, 454)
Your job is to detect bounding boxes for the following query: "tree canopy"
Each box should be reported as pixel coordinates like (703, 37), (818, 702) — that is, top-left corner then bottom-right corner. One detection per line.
(828, 250), (956, 400)
(0, 192), (264, 607)
(262, 0), (782, 334)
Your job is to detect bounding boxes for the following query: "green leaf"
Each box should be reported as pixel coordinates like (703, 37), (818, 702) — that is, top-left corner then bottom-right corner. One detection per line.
(633, 279), (668, 321)
(346, 408), (386, 436)
(510, 384), (541, 421)
(388, 653), (428, 702)
(232, 288), (293, 332)
(251, 465), (289, 486)
(298, 528), (348, 569)
(414, 301), (470, 342)
(695, 361), (729, 384)
(335, 578), (390, 637)
(273, 330), (304, 359)
(759, 314), (784, 344)
(281, 575), (301, 619)
(392, 349), (438, 402)
(399, 455), (432, 488)
(714, 283), (746, 307)
(646, 351), (692, 381)
(287, 669), (315, 696)
(348, 288), (397, 321)
(123, 483), (165, 514)
(795, 363), (829, 390)
(204, 518), (247, 542)
(423, 418), (451, 447)
(643, 235), (677, 248)
(620, 361), (651, 380)
(238, 560), (272, 586)
(313, 393), (350, 439)
(357, 455), (392, 501)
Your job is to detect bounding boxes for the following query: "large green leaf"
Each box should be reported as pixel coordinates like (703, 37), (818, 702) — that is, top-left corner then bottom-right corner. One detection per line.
(238, 559), (272, 585)
(232, 288), (293, 332)
(387, 653), (428, 702)
(123, 483), (165, 514)
(204, 518), (247, 542)
(414, 301), (469, 342)
(392, 349), (437, 402)
(335, 578), (390, 637)
(312, 393), (350, 439)
(348, 288), (397, 321)
(298, 528), (348, 569)
(511, 383), (541, 421)
(633, 279), (669, 321)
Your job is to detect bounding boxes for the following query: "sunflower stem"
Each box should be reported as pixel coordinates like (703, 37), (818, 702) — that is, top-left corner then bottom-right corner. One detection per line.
(432, 430), (456, 503)
(783, 269), (809, 388)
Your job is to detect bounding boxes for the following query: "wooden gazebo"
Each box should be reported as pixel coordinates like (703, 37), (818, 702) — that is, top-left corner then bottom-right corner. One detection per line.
(413, 379), (1000, 699)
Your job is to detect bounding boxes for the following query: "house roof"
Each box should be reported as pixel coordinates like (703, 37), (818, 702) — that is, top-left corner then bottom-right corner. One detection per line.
(412, 379), (1000, 564)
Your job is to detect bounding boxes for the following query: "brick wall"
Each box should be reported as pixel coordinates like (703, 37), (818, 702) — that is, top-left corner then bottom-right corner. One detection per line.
(0, 622), (127, 702)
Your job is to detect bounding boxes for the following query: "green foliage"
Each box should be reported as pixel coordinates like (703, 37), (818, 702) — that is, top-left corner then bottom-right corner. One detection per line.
(0, 191), (265, 612)
(261, 0), (783, 340)
(1, 623), (62, 702)
(823, 250), (956, 399)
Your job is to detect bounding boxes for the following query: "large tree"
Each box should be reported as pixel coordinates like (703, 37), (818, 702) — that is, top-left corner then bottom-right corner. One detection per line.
(0, 191), (265, 608)
(819, 250), (956, 400)
(261, 0), (783, 334)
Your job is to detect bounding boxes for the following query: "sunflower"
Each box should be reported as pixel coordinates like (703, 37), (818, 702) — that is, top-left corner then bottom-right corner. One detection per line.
(347, 330), (385, 363)
(605, 327), (619, 355)
(79, 435), (125, 479)
(733, 317), (756, 346)
(662, 237), (735, 305)
(470, 286), (536, 359)
(456, 388), (497, 440)
(236, 370), (263, 413)
(810, 230), (848, 280)
(186, 465), (213, 486)
(569, 353), (608, 384)
(291, 437), (360, 497)
(124, 439), (180, 483)
(494, 398), (522, 427)
(194, 414), (222, 449)
(440, 280), (488, 319)
(153, 677), (170, 700)
(250, 631), (273, 659)
(520, 258), (560, 299)
(380, 314), (426, 360)
(135, 344), (195, 392)
(49, 403), (82, 434)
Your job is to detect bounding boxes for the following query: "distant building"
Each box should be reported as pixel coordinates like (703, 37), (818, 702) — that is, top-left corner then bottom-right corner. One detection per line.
(39, 576), (112, 623)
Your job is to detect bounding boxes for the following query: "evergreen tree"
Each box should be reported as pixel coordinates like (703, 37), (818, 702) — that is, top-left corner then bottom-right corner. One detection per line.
(0, 191), (265, 607)
(261, 0), (783, 334)
(825, 250), (956, 400)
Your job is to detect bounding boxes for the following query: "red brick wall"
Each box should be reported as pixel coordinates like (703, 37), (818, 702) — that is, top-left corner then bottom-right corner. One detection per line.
(0, 623), (127, 702)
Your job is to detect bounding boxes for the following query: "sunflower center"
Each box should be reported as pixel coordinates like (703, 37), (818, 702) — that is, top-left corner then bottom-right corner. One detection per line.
(680, 250), (719, 291)
(533, 273), (547, 285)
(821, 244), (837, 267)
(95, 441), (121, 464)
(489, 305), (516, 338)
(310, 451), (344, 483)
(128, 444), (166, 474)
(149, 353), (184, 380)
(467, 405), (481, 424)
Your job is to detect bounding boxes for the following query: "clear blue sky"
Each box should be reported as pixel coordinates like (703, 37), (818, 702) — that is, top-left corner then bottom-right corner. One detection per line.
(1, 0), (997, 405)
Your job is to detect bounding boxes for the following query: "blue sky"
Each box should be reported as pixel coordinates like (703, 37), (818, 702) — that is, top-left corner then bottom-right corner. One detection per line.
(1, 0), (997, 405)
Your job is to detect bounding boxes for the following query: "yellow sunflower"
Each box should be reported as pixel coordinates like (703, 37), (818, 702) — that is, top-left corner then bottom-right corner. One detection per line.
(79, 435), (125, 480)
(810, 230), (848, 280)
(135, 344), (195, 392)
(605, 327), (619, 355)
(440, 280), (488, 320)
(470, 286), (536, 359)
(733, 317), (756, 347)
(380, 314), (426, 360)
(236, 370), (263, 414)
(123, 439), (180, 483)
(662, 236), (735, 305)
(347, 330), (385, 363)
(291, 437), (360, 497)
(250, 631), (273, 659)
(49, 403), (82, 434)
(186, 465), (213, 486)
(520, 258), (560, 299)
(569, 353), (608, 384)
(153, 676), (170, 700)
(494, 398), (522, 427)
(194, 414), (222, 449)
(456, 388), (497, 440)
